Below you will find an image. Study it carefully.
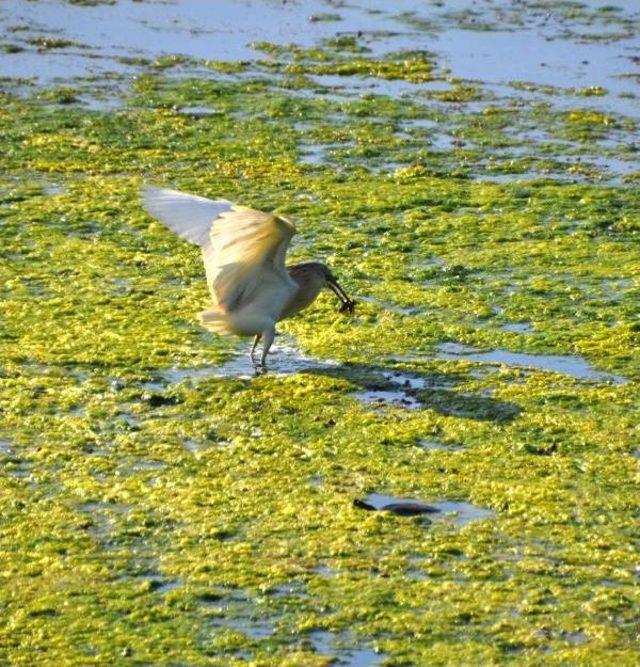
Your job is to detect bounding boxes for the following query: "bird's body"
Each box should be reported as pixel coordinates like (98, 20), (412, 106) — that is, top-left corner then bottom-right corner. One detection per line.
(141, 186), (354, 368)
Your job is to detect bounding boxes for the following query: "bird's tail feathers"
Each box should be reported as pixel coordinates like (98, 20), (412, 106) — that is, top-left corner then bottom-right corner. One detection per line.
(199, 307), (234, 334)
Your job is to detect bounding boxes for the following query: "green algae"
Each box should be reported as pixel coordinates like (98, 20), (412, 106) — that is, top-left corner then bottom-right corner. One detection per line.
(284, 53), (433, 83)
(27, 36), (87, 50)
(252, 42), (434, 83)
(1, 23), (640, 667)
(308, 13), (342, 24)
(37, 87), (81, 105)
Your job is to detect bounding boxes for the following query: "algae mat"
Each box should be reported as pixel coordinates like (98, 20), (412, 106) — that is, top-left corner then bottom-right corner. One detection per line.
(1, 0), (639, 665)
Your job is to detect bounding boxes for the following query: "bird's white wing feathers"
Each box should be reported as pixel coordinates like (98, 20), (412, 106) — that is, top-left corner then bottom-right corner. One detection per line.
(141, 186), (297, 326)
(206, 206), (297, 313)
(141, 185), (232, 247)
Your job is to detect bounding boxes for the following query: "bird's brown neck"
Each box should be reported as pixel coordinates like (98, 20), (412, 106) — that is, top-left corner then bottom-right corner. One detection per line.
(280, 264), (327, 319)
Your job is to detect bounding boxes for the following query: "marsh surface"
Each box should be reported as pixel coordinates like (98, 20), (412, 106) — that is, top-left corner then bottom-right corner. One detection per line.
(1, 0), (639, 664)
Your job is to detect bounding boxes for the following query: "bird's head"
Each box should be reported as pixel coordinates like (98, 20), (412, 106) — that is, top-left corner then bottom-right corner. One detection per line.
(287, 262), (356, 315)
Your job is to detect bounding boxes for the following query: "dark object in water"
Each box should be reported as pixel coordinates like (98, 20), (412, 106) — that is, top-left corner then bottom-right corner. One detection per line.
(353, 498), (440, 517)
(142, 392), (181, 407)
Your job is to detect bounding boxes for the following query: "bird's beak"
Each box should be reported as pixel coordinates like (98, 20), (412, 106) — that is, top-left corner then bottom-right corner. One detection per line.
(327, 277), (356, 314)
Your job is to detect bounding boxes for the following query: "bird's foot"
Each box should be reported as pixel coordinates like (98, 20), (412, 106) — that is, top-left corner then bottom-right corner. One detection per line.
(250, 355), (268, 375)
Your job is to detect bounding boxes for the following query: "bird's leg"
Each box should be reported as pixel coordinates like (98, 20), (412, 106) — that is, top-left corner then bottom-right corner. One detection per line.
(249, 334), (262, 365)
(257, 325), (276, 371)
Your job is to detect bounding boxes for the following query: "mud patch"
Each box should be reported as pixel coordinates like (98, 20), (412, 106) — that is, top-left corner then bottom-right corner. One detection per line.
(353, 386), (422, 410)
(352, 369), (454, 410)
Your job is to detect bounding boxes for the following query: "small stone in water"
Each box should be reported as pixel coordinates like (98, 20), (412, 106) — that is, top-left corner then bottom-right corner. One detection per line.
(353, 499), (440, 517)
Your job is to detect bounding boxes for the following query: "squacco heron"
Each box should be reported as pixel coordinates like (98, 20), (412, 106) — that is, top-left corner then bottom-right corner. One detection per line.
(142, 186), (355, 369)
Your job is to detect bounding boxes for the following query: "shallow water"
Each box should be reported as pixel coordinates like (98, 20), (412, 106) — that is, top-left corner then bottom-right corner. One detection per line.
(3, 0), (638, 115)
(196, 591), (281, 641)
(309, 630), (383, 666)
(221, 618), (275, 640)
(177, 105), (220, 117)
(437, 342), (627, 384)
(151, 339), (340, 386)
(183, 439), (204, 454)
(362, 493), (495, 527)
(564, 631), (589, 646)
(435, 27), (639, 117)
(501, 322), (534, 334)
(0, 0), (414, 80)
(417, 439), (464, 452)
(353, 387), (422, 410)
(2, 0), (637, 185)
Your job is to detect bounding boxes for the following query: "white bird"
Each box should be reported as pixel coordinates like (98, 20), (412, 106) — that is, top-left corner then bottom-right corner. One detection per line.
(141, 186), (355, 369)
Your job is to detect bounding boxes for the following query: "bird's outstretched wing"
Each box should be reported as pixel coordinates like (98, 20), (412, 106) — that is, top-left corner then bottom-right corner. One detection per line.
(141, 185), (232, 247)
(141, 185), (297, 317)
(206, 206), (297, 312)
